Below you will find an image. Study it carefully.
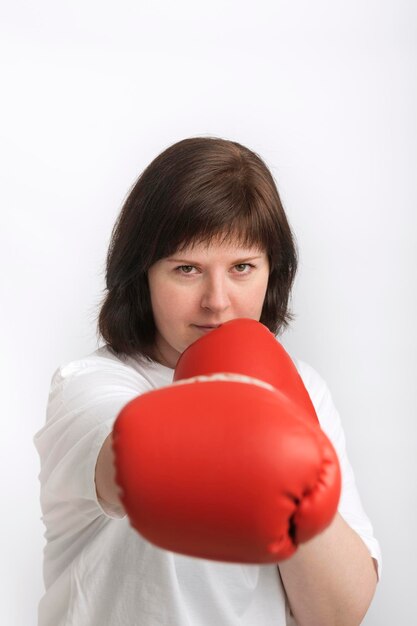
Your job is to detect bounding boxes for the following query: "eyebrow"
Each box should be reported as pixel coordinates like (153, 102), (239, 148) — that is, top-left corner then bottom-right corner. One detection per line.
(166, 255), (264, 264)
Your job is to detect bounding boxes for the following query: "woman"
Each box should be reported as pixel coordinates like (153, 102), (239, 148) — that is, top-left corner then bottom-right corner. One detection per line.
(34, 136), (381, 625)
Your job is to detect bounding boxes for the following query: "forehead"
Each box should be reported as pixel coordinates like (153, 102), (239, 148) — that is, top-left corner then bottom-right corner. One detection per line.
(175, 233), (265, 256)
(170, 245), (265, 263)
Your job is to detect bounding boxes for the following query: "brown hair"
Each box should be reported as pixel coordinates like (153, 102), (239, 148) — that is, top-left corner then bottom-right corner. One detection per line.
(96, 136), (298, 361)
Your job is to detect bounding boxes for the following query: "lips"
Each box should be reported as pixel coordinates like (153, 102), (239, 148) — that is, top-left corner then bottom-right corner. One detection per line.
(193, 324), (222, 329)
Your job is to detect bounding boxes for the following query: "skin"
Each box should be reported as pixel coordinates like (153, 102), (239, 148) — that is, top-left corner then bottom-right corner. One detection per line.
(146, 237), (270, 369)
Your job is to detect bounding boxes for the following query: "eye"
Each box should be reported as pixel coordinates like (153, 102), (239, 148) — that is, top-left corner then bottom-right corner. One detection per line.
(234, 263), (255, 273)
(175, 265), (196, 274)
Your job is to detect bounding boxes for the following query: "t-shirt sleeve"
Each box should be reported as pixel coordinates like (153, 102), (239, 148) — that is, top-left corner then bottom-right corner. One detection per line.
(34, 357), (154, 537)
(295, 358), (383, 582)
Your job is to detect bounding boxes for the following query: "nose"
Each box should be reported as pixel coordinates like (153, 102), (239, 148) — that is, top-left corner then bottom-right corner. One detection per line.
(200, 274), (231, 313)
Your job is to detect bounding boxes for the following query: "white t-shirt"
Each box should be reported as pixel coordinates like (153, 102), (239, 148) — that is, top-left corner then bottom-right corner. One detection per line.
(34, 344), (382, 626)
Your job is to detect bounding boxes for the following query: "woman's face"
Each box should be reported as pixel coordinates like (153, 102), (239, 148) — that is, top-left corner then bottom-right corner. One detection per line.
(147, 237), (270, 368)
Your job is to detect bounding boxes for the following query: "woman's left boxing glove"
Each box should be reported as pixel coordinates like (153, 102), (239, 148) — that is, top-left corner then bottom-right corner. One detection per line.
(174, 318), (319, 425)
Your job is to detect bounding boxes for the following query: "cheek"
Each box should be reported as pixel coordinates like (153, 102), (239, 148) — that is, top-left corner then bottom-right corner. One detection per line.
(153, 282), (191, 320)
(246, 279), (269, 311)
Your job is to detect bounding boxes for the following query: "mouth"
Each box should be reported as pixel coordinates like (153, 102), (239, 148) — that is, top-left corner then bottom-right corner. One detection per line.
(193, 324), (222, 330)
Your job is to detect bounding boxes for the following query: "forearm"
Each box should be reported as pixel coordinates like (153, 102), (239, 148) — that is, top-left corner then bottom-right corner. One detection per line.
(278, 512), (378, 626)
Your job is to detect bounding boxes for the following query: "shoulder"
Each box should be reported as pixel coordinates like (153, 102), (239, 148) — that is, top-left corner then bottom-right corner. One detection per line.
(52, 345), (171, 390)
(286, 353), (342, 440)
(291, 356), (330, 408)
(47, 346), (173, 417)
(56, 344), (142, 377)
(37, 346), (173, 449)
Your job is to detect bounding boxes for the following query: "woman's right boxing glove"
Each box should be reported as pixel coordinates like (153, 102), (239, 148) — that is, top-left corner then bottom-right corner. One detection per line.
(112, 374), (341, 564)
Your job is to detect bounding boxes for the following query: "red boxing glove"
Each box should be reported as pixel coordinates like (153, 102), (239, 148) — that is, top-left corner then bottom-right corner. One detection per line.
(174, 318), (318, 425)
(112, 321), (341, 563)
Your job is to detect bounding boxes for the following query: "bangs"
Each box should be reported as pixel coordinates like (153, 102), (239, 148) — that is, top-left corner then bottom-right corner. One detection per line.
(153, 185), (278, 263)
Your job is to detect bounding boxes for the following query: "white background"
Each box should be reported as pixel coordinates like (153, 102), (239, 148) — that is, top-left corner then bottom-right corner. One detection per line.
(1, 1), (416, 623)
